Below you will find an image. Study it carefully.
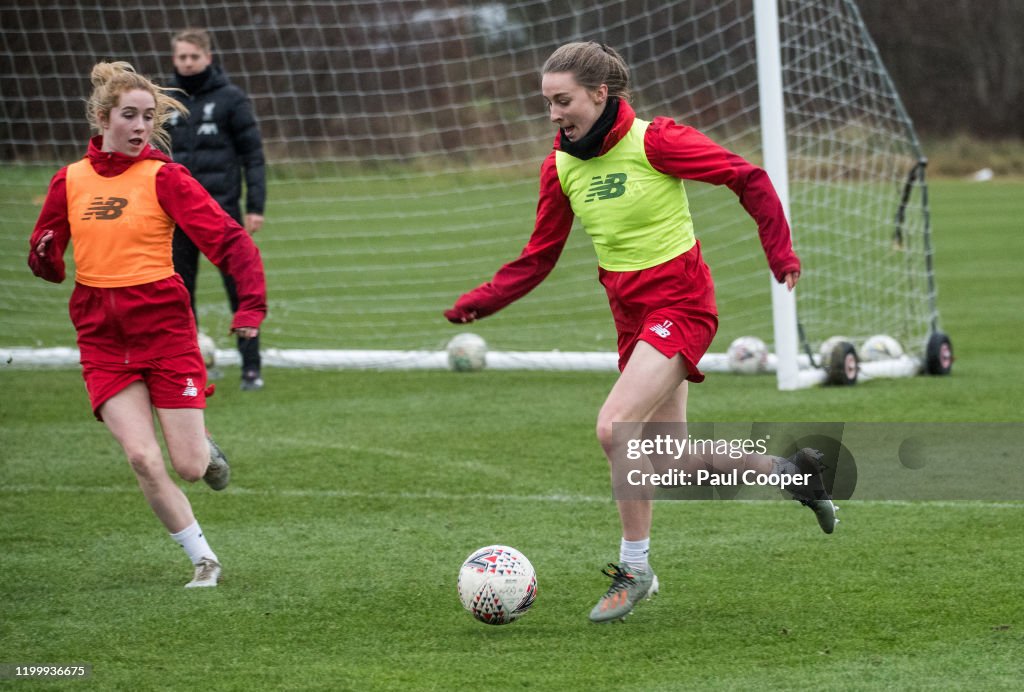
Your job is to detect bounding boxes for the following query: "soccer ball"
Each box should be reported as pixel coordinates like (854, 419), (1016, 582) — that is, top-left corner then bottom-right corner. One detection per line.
(197, 332), (217, 368)
(860, 334), (904, 362)
(446, 333), (487, 372)
(457, 545), (537, 625)
(726, 336), (769, 374)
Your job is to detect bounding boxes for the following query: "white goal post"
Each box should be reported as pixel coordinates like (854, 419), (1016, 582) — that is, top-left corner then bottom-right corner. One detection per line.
(1, 0), (946, 386)
(754, 0), (803, 390)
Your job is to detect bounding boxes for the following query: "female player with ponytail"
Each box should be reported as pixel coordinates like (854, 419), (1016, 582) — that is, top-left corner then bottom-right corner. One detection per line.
(28, 61), (266, 588)
(446, 42), (834, 623)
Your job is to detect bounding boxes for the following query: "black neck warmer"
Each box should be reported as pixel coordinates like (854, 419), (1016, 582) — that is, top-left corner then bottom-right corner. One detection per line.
(558, 97), (620, 160)
(176, 66), (212, 96)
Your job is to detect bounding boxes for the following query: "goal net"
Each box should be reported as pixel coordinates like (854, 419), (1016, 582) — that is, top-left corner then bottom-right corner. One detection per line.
(1, 0), (939, 383)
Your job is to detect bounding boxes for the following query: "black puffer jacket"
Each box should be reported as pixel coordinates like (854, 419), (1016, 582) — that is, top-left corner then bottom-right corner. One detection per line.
(166, 65), (265, 222)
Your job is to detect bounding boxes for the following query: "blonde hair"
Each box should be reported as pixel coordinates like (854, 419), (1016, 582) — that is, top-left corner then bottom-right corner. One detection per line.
(86, 61), (188, 151)
(542, 42), (631, 102)
(172, 28), (212, 54)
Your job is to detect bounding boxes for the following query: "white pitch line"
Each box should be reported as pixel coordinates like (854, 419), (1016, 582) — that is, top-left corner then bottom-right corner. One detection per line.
(0, 483), (609, 504)
(1, 484), (1023, 508)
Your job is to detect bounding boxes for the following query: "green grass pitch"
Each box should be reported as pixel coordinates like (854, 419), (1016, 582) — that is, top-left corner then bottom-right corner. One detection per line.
(1, 180), (1022, 689)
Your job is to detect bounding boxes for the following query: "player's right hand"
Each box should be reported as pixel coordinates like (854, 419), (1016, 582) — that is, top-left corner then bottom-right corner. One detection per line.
(34, 230), (54, 256)
(444, 306), (478, 324)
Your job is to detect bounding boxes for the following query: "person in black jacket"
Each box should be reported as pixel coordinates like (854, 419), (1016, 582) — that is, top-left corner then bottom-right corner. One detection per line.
(168, 28), (267, 390)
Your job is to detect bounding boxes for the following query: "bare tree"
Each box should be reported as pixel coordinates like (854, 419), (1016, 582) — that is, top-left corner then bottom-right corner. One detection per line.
(857, 0), (1024, 137)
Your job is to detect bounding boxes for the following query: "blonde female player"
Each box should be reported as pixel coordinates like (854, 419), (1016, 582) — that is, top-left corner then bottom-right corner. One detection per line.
(28, 61), (266, 588)
(446, 42), (836, 623)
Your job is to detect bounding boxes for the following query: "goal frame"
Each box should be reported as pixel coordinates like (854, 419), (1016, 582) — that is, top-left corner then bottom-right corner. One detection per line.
(754, 0), (942, 389)
(0, 0), (948, 386)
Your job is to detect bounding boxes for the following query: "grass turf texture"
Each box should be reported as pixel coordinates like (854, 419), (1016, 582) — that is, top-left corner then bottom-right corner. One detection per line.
(2, 179), (1022, 689)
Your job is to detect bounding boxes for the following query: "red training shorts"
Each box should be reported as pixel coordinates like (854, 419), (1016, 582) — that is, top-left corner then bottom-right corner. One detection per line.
(81, 348), (208, 421)
(598, 242), (719, 382)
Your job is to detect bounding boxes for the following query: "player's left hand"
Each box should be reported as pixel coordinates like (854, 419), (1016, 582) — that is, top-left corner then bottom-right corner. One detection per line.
(784, 271), (800, 291)
(233, 326), (260, 339)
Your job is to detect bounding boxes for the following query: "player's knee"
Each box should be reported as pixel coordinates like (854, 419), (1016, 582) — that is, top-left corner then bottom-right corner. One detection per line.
(595, 411), (618, 452)
(171, 455), (206, 483)
(177, 467), (204, 483)
(124, 445), (165, 481)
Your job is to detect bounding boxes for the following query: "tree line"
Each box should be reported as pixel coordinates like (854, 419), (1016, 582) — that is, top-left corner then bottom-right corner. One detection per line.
(857, 0), (1023, 138)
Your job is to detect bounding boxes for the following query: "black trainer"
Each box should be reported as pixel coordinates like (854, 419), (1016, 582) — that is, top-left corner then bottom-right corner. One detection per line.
(776, 448), (839, 534)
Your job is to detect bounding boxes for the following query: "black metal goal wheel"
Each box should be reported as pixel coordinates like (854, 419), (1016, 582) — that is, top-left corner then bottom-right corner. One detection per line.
(925, 331), (954, 375)
(826, 341), (859, 386)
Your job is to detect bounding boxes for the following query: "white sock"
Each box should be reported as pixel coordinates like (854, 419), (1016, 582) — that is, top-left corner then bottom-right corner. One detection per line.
(620, 537), (650, 571)
(170, 520), (218, 565)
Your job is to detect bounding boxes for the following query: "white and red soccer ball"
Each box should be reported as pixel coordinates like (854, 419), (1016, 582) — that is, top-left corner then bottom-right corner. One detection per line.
(446, 332), (488, 372)
(726, 335), (769, 374)
(457, 545), (537, 625)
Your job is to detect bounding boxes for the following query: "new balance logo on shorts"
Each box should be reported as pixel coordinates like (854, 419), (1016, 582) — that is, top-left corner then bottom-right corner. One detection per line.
(182, 378), (199, 398)
(585, 173), (627, 202)
(81, 196), (128, 220)
(649, 320), (673, 338)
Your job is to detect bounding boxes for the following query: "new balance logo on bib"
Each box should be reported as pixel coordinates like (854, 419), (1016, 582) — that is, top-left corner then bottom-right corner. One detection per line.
(81, 196), (128, 220)
(585, 173), (627, 202)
